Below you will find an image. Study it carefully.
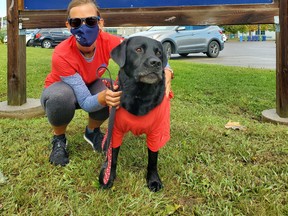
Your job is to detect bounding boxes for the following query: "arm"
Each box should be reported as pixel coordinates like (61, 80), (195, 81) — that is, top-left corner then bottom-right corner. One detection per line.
(164, 63), (174, 97)
(61, 73), (104, 113)
(61, 73), (122, 112)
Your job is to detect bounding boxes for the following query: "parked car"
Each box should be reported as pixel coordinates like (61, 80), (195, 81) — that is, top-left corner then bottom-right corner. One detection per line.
(26, 29), (37, 46)
(3, 29), (35, 46)
(128, 25), (224, 58)
(31, 28), (72, 48)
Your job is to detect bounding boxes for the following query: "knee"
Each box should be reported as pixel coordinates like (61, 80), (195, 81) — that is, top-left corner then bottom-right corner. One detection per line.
(41, 84), (77, 122)
(41, 83), (76, 109)
(41, 85), (76, 126)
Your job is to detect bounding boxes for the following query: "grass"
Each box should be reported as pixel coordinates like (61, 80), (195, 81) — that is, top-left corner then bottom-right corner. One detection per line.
(0, 44), (287, 215)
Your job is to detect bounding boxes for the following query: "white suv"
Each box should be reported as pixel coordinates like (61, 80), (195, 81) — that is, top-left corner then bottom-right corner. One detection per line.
(129, 26), (225, 59)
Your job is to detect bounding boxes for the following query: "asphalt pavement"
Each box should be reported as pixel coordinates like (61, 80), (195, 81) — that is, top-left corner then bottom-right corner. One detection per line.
(171, 41), (276, 70)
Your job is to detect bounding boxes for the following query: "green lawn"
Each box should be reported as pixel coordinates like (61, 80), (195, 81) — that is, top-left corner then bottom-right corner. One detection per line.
(0, 44), (287, 215)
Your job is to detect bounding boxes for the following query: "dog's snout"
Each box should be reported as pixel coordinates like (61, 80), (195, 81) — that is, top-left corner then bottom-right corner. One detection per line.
(149, 58), (161, 67)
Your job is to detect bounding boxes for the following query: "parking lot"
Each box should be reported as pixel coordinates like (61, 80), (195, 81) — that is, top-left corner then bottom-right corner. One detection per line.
(171, 41), (276, 70)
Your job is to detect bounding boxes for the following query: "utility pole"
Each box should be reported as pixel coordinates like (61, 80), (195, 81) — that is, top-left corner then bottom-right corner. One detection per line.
(262, 0), (288, 124)
(276, 0), (288, 116)
(6, 0), (26, 105)
(0, 0), (44, 119)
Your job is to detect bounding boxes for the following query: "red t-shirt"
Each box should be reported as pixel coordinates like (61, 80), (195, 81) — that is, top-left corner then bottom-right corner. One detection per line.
(44, 31), (123, 88)
(111, 93), (172, 152)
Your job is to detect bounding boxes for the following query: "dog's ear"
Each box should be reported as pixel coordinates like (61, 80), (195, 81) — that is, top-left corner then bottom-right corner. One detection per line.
(111, 39), (128, 68)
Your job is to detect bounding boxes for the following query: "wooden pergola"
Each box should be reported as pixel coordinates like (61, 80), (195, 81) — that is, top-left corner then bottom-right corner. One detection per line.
(4, 0), (288, 122)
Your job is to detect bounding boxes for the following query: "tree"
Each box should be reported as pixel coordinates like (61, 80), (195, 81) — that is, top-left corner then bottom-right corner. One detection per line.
(222, 24), (275, 35)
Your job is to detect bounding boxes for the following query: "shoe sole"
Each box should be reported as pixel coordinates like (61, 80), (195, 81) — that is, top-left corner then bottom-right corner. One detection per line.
(83, 135), (96, 151)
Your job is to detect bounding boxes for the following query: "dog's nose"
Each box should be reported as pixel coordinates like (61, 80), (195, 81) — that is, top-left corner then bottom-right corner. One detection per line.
(149, 58), (161, 67)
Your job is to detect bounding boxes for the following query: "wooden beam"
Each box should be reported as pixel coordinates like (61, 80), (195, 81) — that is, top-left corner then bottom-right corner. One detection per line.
(18, 0), (24, 11)
(7, 0), (26, 105)
(276, 0), (288, 117)
(20, 2), (279, 29)
(102, 4), (279, 26)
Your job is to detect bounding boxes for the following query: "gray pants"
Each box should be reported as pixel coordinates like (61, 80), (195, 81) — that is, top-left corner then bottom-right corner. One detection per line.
(40, 79), (109, 126)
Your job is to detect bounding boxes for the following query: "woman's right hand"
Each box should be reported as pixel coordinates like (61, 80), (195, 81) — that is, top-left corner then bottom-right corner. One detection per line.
(104, 85), (122, 109)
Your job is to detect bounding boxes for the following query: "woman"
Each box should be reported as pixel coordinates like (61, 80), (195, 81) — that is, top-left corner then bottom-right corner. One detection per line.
(41, 0), (173, 166)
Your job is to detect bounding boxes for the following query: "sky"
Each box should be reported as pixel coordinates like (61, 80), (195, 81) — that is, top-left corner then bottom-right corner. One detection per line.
(0, 1), (6, 17)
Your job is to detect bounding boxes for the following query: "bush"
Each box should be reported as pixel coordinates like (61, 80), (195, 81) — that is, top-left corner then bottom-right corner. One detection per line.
(0, 29), (7, 44)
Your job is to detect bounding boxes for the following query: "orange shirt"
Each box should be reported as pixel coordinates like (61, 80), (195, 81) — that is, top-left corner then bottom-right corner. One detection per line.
(111, 93), (172, 152)
(44, 31), (123, 88)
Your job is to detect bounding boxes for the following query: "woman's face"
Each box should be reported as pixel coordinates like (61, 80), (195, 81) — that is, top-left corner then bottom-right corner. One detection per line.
(67, 3), (99, 53)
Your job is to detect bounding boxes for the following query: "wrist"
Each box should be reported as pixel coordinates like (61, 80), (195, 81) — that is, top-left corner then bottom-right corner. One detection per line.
(98, 90), (107, 106)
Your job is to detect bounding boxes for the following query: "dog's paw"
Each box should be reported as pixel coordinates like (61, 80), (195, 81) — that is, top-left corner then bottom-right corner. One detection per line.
(146, 170), (163, 192)
(99, 163), (115, 189)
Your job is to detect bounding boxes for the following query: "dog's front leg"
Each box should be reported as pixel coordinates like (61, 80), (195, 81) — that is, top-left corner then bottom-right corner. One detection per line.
(99, 147), (120, 189)
(147, 148), (163, 192)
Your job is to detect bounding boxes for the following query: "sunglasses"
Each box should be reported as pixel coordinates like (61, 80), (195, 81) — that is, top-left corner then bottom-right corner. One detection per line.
(68, 16), (100, 28)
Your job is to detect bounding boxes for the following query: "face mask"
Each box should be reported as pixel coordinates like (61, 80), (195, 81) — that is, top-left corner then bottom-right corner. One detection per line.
(71, 24), (99, 47)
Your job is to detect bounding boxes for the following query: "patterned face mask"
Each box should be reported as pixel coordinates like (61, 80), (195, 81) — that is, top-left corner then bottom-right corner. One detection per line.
(71, 24), (99, 47)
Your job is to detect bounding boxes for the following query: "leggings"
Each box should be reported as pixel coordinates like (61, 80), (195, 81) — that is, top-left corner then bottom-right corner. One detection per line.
(40, 79), (109, 126)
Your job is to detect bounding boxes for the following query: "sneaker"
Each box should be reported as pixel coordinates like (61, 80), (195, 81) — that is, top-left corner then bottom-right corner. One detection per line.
(84, 127), (104, 152)
(49, 135), (69, 166)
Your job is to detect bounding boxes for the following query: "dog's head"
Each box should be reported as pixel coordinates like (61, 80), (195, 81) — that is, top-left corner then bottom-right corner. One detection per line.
(111, 36), (168, 84)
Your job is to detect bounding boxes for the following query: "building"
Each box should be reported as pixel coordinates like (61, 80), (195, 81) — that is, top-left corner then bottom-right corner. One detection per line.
(104, 26), (150, 37)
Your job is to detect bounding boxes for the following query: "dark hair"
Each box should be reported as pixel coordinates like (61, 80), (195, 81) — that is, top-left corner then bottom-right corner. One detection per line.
(67, 0), (100, 17)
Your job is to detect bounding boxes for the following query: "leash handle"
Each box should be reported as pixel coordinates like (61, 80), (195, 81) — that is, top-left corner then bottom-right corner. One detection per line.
(96, 66), (115, 92)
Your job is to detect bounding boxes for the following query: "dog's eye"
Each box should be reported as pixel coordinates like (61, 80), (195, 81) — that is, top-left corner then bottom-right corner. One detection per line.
(136, 47), (143, 53)
(155, 51), (162, 57)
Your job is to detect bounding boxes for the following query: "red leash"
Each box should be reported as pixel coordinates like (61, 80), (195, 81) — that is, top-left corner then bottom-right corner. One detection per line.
(97, 66), (118, 185)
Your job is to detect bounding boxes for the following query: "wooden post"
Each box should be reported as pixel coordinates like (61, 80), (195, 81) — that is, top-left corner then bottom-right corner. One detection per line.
(7, 0), (26, 106)
(276, 0), (288, 117)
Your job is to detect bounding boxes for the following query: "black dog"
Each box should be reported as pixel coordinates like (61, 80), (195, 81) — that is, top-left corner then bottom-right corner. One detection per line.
(99, 36), (171, 192)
